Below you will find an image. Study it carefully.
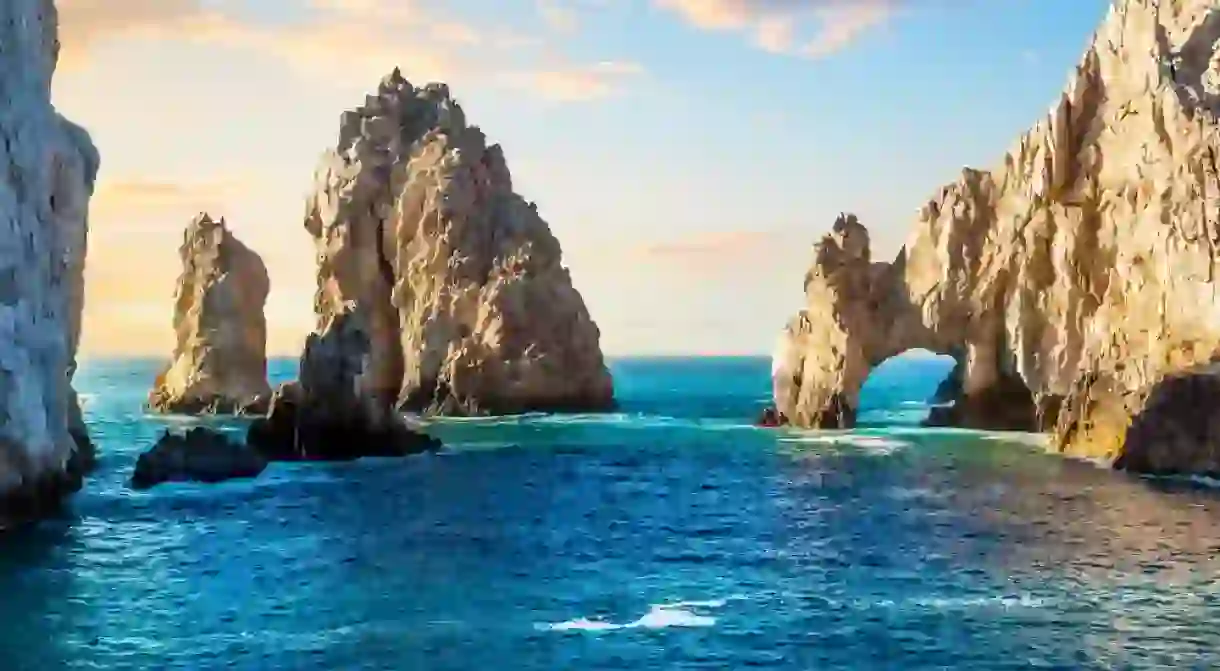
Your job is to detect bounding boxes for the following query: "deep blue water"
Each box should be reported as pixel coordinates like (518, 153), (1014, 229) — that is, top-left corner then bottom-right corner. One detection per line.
(3, 355), (1220, 669)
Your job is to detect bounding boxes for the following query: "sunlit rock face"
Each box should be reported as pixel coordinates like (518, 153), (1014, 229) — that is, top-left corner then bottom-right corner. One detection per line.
(300, 68), (614, 418)
(147, 213), (272, 415)
(0, 0), (100, 526)
(773, 0), (1220, 475)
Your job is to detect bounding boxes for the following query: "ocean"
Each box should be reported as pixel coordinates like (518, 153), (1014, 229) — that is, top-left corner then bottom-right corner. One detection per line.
(3, 355), (1220, 669)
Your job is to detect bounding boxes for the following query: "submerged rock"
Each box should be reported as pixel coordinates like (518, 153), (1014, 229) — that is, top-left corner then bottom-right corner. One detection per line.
(245, 308), (443, 461)
(773, 0), (1220, 474)
(147, 213), (272, 415)
(132, 428), (267, 490)
(0, 0), (100, 527)
(300, 68), (613, 419)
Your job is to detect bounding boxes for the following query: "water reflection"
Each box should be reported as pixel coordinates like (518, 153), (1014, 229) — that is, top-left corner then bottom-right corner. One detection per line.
(5, 358), (1220, 669)
(0, 522), (80, 670)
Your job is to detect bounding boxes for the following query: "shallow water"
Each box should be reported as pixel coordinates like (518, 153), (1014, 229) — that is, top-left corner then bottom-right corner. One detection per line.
(3, 356), (1220, 669)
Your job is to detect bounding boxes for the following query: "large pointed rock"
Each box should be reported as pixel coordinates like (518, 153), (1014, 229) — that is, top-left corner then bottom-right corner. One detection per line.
(298, 68), (614, 417)
(773, 0), (1220, 474)
(147, 213), (272, 415)
(0, 0), (100, 527)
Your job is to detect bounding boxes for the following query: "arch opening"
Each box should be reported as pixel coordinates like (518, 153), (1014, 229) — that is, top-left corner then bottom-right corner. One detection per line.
(855, 349), (956, 427)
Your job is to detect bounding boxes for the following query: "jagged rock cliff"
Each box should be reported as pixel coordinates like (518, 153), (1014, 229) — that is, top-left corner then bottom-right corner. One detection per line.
(773, 0), (1220, 474)
(147, 213), (272, 414)
(0, 0), (100, 525)
(299, 68), (613, 417)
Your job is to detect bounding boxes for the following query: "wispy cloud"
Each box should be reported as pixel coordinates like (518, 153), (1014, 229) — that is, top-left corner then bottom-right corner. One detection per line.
(654, 0), (900, 57)
(537, 0), (582, 33)
(56, 0), (642, 102)
(88, 177), (250, 229)
(501, 60), (644, 101)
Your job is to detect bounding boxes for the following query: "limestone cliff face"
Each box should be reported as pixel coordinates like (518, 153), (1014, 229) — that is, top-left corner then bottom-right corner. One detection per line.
(0, 0), (100, 524)
(773, 0), (1220, 473)
(302, 68), (613, 416)
(147, 213), (272, 414)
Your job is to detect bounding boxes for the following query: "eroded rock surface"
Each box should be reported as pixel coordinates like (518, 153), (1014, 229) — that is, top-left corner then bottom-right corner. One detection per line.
(245, 307), (443, 460)
(147, 213), (272, 415)
(0, 0), (100, 527)
(301, 68), (613, 418)
(773, 0), (1220, 473)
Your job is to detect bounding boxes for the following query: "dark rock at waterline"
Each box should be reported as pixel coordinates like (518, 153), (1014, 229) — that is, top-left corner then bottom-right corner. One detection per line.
(247, 383), (442, 462)
(131, 427), (267, 490)
(0, 435), (96, 531)
(1112, 362), (1220, 477)
(929, 358), (963, 405)
(755, 407), (787, 428)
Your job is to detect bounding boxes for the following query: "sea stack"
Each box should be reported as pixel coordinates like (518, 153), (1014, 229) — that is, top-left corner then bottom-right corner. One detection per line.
(772, 0), (1220, 475)
(147, 213), (273, 415)
(293, 68), (614, 416)
(0, 0), (101, 526)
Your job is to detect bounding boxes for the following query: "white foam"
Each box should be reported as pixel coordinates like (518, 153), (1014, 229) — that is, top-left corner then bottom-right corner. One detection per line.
(892, 593), (1051, 610)
(538, 599), (732, 633)
(632, 606), (716, 629)
(779, 433), (911, 454)
(542, 618), (622, 632)
(977, 431), (1051, 447)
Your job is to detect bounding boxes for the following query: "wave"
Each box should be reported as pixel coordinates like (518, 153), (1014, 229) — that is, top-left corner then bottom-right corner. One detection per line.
(779, 433), (912, 455)
(872, 593), (1053, 611)
(538, 596), (739, 633)
(539, 606), (715, 632)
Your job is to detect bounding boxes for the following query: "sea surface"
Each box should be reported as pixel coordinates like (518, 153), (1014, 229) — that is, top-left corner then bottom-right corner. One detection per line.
(3, 355), (1220, 669)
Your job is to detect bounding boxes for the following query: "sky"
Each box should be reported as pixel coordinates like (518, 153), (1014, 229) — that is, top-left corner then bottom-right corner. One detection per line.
(54, 0), (1112, 358)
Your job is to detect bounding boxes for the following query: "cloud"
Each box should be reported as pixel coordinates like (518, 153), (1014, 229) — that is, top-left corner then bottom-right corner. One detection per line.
(537, 0), (581, 33)
(654, 0), (899, 57)
(88, 177), (250, 228)
(501, 60), (644, 101)
(56, 0), (640, 102)
(56, 0), (233, 66)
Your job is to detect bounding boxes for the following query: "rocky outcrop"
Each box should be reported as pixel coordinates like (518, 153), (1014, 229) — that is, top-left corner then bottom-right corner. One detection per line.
(772, 0), (1220, 474)
(147, 213), (272, 415)
(245, 307), (443, 460)
(299, 68), (613, 418)
(0, 0), (100, 527)
(131, 428), (267, 490)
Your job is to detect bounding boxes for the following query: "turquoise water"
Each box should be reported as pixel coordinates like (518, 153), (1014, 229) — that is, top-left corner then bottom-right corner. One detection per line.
(3, 355), (1220, 669)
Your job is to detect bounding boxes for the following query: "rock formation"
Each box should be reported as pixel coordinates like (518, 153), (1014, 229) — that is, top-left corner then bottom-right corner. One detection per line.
(297, 68), (613, 418)
(0, 0), (100, 527)
(772, 0), (1220, 474)
(132, 428), (267, 490)
(246, 307), (443, 460)
(147, 213), (272, 415)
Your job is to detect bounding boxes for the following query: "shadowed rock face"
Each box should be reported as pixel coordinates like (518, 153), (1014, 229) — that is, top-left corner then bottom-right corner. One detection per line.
(773, 0), (1220, 474)
(301, 68), (614, 418)
(245, 307), (443, 460)
(131, 428), (267, 490)
(147, 213), (272, 415)
(0, 0), (100, 528)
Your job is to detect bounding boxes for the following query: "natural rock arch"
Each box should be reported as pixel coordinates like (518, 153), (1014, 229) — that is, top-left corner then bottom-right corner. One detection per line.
(772, 0), (1220, 475)
(771, 214), (1045, 431)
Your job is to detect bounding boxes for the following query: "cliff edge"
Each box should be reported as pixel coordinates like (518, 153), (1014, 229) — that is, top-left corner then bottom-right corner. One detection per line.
(147, 213), (272, 415)
(0, 0), (100, 526)
(773, 0), (1220, 475)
